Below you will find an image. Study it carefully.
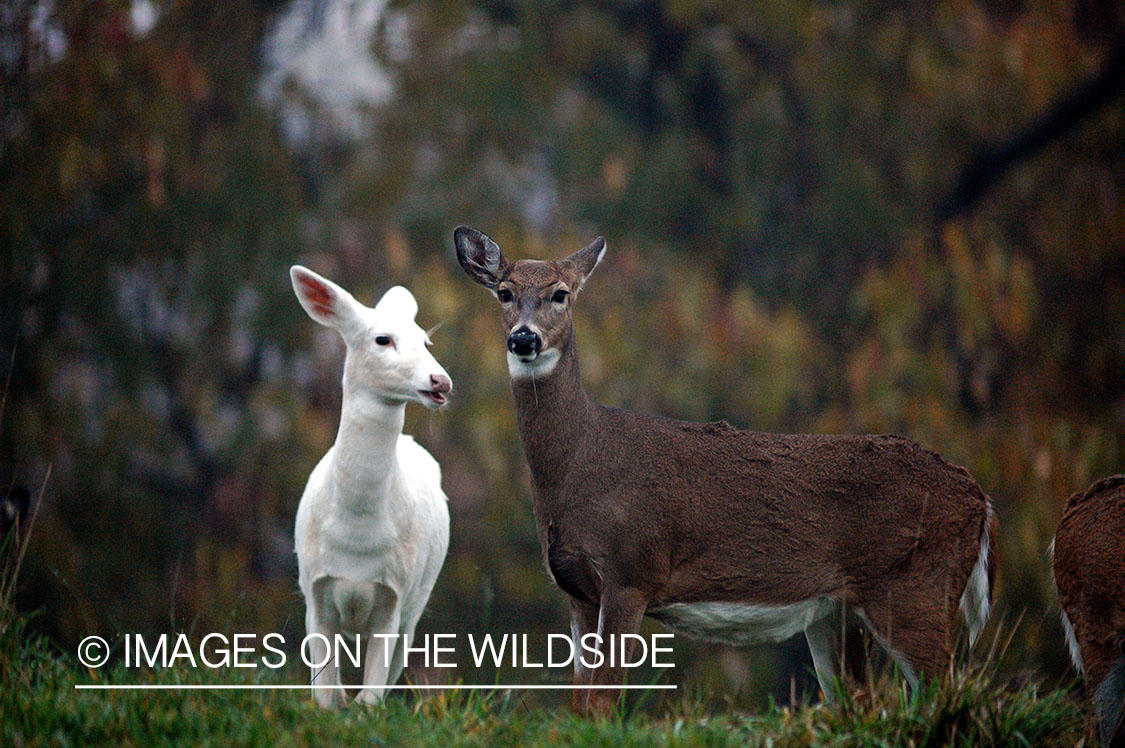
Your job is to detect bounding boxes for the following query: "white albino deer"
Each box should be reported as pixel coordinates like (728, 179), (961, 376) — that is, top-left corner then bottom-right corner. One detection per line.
(290, 265), (451, 709)
(454, 226), (997, 716)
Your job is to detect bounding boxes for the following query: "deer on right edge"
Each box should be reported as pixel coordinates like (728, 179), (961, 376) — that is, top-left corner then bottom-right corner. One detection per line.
(1053, 475), (1125, 747)
(455, 226), (997, 716)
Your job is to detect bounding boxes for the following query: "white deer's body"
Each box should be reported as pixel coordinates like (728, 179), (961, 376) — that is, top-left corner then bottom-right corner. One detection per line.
(290, 266), (451, 708)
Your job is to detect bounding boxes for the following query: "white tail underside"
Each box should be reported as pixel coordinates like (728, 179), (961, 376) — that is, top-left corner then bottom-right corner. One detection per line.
(958, 501), (994, 647)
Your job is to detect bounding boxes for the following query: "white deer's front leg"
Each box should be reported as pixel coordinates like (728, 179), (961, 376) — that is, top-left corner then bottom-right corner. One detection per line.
(385, 609), (424, 690)
(356, 586), (402, 706)
(306, 605), (348, 710)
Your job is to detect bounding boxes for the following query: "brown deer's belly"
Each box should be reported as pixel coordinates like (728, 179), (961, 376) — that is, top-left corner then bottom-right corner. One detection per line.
(647, 597), (836, 645)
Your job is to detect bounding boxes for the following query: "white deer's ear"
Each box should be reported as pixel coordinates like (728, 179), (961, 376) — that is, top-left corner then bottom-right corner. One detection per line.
(374, 285), (418, 321)
(560, 236), (606, 292)
(454, 225), (509, 289)
(290, 266), (361, 330)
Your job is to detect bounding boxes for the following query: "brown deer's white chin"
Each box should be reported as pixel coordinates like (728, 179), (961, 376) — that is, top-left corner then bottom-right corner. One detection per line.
(508, 348), (561, 380)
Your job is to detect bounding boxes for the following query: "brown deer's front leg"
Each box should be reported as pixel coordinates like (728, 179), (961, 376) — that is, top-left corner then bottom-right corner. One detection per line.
(569, 597), (599, 713)
(584, 586), (647, 717)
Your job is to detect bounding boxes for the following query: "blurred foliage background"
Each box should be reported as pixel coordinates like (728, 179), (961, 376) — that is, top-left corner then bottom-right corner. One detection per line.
(1, 0), (1122, 708)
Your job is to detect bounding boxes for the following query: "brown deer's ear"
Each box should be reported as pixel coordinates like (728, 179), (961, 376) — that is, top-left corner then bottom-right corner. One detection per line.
(454, 226), (509, 289)
(560, 236), (606, 292)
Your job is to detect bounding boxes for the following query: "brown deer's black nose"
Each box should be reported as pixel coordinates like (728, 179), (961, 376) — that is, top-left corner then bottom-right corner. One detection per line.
(507, 328), (541, 357)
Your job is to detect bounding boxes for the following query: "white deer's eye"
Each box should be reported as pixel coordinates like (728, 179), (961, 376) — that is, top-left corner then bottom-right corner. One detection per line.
(374, 335), (392, 346)
(497, 288), (514, 304)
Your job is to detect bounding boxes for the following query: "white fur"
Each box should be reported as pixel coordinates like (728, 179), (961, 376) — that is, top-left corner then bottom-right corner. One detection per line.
(291, 266), (450, 708)
(651, 598), (835, 646)
(1060, 606), (1084, 674)
(1049, 536), (1085, 674)
(654, 597), (931, 694)
(958, 501), (994, 646)
(652, 597), (857, 701)
(590, 244), (606, 274)
(507, 349), (561, 380)
(573, 241), (606, 292)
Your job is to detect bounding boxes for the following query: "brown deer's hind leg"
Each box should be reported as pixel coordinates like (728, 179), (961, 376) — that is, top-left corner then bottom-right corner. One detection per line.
(1074, 614), (1125, 747)
(1094, 651), (1125, 748)
(855, 584), (955, 688)
(805, 604), (873, 702)
(805, 612), (844, 703)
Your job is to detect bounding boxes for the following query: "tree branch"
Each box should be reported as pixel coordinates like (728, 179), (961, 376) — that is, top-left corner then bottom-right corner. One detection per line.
(939, 35), (1125, 222)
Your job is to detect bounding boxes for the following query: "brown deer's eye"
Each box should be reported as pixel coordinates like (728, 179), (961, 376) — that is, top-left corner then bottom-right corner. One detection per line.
(497, 289), (514, 303)
(375, 335), (392, 346)
(551, 289), (569, 304)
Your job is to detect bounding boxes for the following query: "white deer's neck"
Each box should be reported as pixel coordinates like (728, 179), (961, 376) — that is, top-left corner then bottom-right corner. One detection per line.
(330, 379), (405, 514)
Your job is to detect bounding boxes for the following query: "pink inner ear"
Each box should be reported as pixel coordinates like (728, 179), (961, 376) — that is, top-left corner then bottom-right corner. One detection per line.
(299, 276), (335, 318)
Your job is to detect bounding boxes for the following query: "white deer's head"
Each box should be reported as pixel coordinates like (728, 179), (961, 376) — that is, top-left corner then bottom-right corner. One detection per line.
(290, 266), (451, 408)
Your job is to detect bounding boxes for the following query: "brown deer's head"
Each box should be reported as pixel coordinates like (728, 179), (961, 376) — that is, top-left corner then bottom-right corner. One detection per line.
(454, 226), (605, 379)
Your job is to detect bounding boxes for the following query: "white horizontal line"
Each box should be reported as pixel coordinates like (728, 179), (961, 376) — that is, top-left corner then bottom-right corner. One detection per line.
(75, 684), (677, 691)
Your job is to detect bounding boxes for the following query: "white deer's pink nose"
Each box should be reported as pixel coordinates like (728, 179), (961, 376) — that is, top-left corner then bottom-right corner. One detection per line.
(430, 374), (452, 394)
(419, 373), (452, 407)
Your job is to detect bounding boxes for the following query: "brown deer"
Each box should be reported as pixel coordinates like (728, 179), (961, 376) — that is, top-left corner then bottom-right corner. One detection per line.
(1053, 475), (1125, 747)
(454, 226), (997, 716)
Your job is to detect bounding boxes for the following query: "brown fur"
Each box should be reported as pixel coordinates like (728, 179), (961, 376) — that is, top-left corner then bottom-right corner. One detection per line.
(1054, 475), (1125, 746)
(455, 227), (995, 715)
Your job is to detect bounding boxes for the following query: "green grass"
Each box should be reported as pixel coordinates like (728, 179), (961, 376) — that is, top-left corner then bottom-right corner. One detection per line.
(0, 611), (1089, 748)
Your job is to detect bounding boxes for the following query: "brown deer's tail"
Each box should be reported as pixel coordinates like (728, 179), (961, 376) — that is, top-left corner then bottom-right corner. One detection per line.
(959, 499), (996, 647)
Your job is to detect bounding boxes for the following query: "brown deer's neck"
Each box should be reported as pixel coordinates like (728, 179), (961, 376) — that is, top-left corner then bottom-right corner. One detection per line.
(510, 328), (595, 496)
